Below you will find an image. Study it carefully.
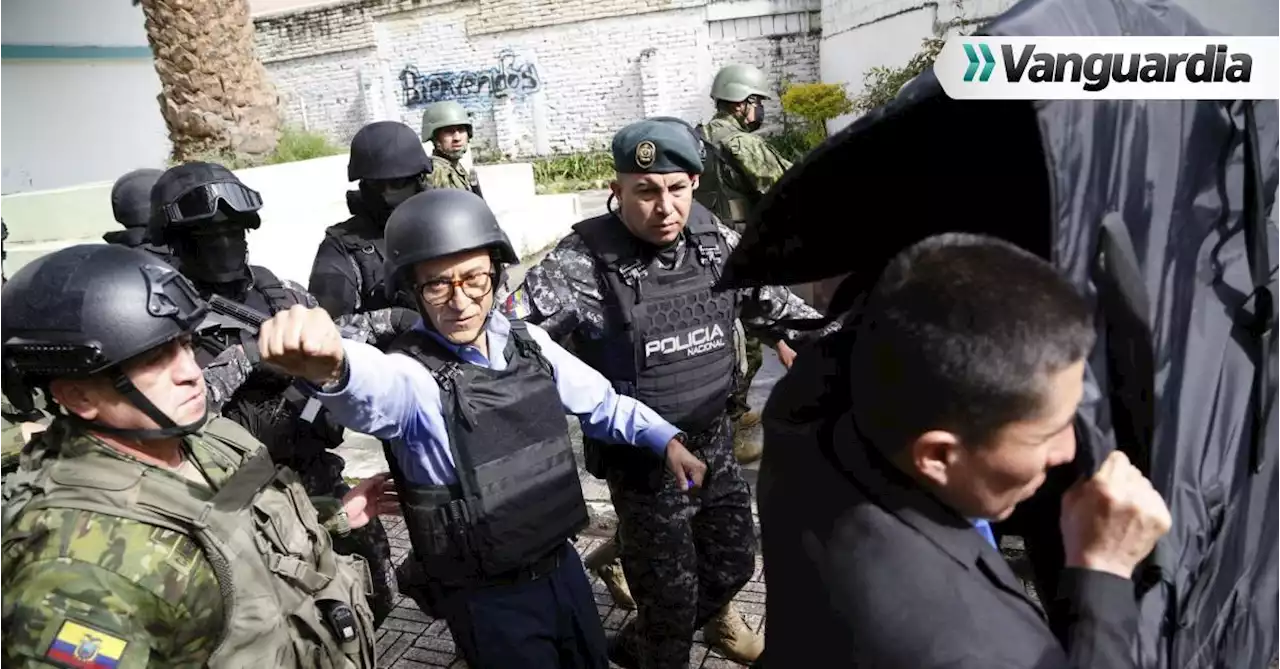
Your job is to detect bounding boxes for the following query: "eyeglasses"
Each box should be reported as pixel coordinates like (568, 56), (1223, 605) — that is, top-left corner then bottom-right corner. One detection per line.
(416, 272), (495, 306)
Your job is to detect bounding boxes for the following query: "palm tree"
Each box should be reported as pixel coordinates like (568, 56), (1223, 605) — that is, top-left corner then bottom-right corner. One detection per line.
(134, 0), (280, 161)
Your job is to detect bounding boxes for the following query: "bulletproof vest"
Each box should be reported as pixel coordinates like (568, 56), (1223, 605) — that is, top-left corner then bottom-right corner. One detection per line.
(572, 210), (738, 435)
(322, 218), (395, 314)
(386, 321), (588, 587)
(694, 123), (755, 226)
(0, 418), (377, 668)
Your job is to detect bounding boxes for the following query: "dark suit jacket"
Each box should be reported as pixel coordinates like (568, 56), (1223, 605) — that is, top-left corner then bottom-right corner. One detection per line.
(758, 332), (1138, 668)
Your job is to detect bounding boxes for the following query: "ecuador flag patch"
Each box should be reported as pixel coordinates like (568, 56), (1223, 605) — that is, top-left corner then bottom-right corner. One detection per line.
(46, 619), (128, 668)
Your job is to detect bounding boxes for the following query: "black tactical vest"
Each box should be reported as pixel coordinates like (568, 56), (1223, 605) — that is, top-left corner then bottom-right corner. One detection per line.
(572, 210), (738, 435)
(387, 321), (588, 587)
(322, 219), (396, 314)
(193, 265), (299, 368)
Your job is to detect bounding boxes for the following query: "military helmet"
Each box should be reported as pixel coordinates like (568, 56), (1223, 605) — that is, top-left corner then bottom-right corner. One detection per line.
(348, 121), (432, 182)
(710, 63), (772, 103)
(2, 244), (208, 436)
(383, 189), (517, 300)
(149, 162), (264, 245)
(112, 168), (164, 230)
(421, 101), (474, 141)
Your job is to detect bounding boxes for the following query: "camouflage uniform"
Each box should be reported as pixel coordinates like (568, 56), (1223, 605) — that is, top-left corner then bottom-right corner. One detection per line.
(428, 151), (477, 191)
(703, 112), (795, 422)
(499, 211), (834, 668)
(197, 274), (405, 625)
(0, 420), (357, 667)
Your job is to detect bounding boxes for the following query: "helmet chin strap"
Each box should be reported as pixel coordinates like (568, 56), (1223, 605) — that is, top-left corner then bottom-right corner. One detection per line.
(70, 369), (207, 442)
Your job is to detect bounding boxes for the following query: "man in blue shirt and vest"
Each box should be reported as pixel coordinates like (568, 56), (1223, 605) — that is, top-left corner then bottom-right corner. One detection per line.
(257, 188), (706, 669)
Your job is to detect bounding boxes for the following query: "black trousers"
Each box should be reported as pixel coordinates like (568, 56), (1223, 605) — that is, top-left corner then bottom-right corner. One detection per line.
(431, 542), (609, 669)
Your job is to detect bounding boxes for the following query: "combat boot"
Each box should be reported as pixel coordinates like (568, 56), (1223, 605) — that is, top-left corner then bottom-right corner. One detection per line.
(703, 602), (764, 663)
(583, 537), (636, 610)
(733, 412), (763, 464)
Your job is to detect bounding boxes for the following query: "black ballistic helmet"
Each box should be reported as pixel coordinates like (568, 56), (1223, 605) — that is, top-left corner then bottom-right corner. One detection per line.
(149, 162), (264, 245)
(348, 121), (433, 182)
(383, 189), (518, 300)
(111, 168), (164, 230)
(2, 244), (209, 439)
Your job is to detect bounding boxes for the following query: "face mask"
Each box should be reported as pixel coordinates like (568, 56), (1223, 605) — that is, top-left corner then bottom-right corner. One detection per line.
(746, 100), (765, 132)
(181, 230), (249, 284)
(382, 184), (417, 208)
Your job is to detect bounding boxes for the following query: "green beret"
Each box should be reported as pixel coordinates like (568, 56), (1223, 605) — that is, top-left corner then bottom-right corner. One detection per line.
(611, 119), (704, 175)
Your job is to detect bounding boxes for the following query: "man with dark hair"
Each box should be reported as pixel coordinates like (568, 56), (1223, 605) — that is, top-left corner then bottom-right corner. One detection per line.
(758, 233), (1172, 668)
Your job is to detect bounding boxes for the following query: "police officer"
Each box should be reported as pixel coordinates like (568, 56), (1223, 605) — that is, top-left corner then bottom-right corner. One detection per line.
(698, 64), (800, 455)
(1, 244), (388, 667)
(104, 167), (175, 265)
(421, 100), (482, 195)
(309, 120), (433, 319)
(259, 188), (707, 669)
(151, 161), (401, 624)
(499, 119), (833, 668)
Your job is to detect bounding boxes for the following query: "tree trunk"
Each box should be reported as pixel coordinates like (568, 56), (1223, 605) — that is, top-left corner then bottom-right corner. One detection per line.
(138, 0), (280, 161)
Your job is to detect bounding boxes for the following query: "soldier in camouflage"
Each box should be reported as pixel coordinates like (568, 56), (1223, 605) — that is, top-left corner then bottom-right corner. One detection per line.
(103, 168), (176, 266)
(697, 63), (800, 463)
(0, 220), (51, 477)
(1, 244), (390, 667)
(421, 100), (483, 196)
(152, 161), (404, 625)
(498, 119), (836, 668)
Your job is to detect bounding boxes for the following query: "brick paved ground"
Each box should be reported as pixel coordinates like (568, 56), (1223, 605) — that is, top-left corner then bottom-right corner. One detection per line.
(373, 517), (764, 669)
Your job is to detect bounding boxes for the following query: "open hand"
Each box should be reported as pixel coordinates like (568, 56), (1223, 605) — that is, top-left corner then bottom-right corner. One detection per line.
(258, 305), (346, 386)
(666, 439), (707, 492)
(342, 473), (401, 530)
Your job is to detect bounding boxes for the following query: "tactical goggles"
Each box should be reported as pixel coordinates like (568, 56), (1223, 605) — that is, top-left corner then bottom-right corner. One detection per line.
(162, 181), (264, 224)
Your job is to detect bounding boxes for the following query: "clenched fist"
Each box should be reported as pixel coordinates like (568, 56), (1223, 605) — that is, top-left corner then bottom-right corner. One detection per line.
(258, 305), (347, 387)
(1060, 451), (1172, 579)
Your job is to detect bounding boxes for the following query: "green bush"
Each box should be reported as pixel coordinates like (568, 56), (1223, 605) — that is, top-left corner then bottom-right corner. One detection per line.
(765, 129), (811, 164)
(531, 151), (615, 194)
(177, 125), (344, 169)
(780, 82), (853, 151)
(852, 34), (947, 115)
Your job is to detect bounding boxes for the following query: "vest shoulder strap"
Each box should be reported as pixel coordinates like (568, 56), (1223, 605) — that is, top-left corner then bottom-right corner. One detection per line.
(507, 319), (554, 377)
(201, 416), (266, 460)
(250, 266), (300, 314)
(572, 215), (645, 280)
(389, 330), (464, 389)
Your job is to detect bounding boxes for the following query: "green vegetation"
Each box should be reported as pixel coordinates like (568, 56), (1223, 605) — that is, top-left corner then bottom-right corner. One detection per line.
(530, 151), (615, 194)
(178, 125), (345, 169)
(780, 82), (854, 152)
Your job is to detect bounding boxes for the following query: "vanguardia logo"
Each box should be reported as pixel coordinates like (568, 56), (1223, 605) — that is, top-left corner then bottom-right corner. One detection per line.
(936, 37), (1277, 100)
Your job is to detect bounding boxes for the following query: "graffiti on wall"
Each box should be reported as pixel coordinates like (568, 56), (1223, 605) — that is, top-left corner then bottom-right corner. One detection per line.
(400, 50), (541, 107)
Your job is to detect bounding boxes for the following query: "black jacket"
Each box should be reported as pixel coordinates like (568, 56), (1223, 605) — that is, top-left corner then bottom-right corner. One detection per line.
(758, 332), (1138, 669)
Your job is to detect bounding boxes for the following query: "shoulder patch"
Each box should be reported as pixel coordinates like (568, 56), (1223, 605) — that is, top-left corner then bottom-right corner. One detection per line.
(47, 619), (128, 668)
(503, 287), (532, 319)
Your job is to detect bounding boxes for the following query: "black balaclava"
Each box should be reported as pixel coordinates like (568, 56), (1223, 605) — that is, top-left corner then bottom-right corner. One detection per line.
(173, 210), (253, 287)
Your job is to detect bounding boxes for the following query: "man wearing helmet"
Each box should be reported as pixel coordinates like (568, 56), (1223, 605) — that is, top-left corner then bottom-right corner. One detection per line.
(151, 161), (405, 624)
(103, 167), (175, 266)
(258, 188), (706, 669)
(699, 63), (798, 463)
(309, 120), (434, 319)
(0, 245), (390, 667)
(421, 100), (482, 195)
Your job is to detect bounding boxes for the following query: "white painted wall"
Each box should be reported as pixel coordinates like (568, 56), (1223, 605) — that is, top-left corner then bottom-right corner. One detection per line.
(253, 0), (823, 156)
(1, 0), (171, 194)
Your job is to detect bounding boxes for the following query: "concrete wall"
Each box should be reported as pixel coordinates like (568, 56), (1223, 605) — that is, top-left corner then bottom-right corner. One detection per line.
(2, 151), (581, 287)
(252, 0), (823, 157)
(1, 0), (171, 194)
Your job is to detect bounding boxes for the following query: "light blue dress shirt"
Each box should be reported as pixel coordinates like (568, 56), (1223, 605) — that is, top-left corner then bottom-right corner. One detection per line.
(314, 311), (682, 486)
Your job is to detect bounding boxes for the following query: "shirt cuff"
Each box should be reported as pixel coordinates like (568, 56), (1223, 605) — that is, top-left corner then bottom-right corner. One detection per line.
(306, 349), (353, 396)
(638, 423), (682, 457)
(1054, 567), (1139, 626)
